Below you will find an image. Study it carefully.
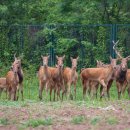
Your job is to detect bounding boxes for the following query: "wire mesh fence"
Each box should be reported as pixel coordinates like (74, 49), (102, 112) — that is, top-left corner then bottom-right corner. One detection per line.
(0, 24), (130, 70)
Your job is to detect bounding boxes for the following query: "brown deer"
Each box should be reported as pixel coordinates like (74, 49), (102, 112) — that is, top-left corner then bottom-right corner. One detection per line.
(112, 41), (130, 99)
(38, 55), (53, 100)
(88, 58), (117, 99)
(80, 60), (115, 99)
(6, 62), (19, 101)
(63, 57), (78, 99)
(0, 78), (7, 98)
(12, 54), (24, 100)
(126, 70), (130, 98)
(49, 55), (66, 101)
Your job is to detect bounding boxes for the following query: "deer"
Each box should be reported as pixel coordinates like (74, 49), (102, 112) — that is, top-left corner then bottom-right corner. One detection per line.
(49, 55), (66, 101)
(63, 57), (78, 100)
(38, 55), (53, 100)
(87, 58), (117, 99)
(112, 40), (130, 99)
(125, 69), (130, 98)
(80, 59), (116, 99)
(12, 54), (24, 100)
(6, 62), (19, 101)
(0, 78), (7, 98)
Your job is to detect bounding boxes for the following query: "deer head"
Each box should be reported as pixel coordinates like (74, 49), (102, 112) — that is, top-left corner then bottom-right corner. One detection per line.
(56, 55), (65, 68)
(70, 56), (78, 69)
(113, 40), (130, 71)
(12, 53), (21, 69)
(41, 55), (49, 67)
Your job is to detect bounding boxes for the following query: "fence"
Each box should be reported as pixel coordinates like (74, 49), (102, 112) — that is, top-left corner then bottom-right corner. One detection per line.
(0, 24), (130, 70)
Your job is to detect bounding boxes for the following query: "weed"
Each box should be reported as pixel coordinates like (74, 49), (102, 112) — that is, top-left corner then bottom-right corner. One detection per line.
(71, 115), (85, 124)
(24, 117), (53, 128)
(107, 117), (118, 125)
(90, 116), (100, 125)
(0, 118), (8, 125)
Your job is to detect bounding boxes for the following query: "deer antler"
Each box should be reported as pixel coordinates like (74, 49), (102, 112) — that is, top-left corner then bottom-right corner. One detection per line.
(14, 53), (17, 60)
(112, 40), (122, 59)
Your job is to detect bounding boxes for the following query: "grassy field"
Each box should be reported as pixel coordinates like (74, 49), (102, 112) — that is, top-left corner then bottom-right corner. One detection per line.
(0, 72), (130, 130)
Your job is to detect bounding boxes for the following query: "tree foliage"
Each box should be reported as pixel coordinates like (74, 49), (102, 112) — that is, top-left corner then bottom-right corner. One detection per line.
(0, 0), (130, 72)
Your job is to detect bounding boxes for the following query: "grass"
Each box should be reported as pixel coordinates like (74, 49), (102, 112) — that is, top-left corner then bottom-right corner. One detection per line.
(23, 118), (53, 128)
(71, 115), (85, 124)
(107, 117), (119, 125)
(0, 118), (9, 125)
(90, 116), (100, 125)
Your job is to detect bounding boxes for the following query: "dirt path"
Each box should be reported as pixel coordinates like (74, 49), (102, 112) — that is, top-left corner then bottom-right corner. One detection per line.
(0, 100), (130, 130)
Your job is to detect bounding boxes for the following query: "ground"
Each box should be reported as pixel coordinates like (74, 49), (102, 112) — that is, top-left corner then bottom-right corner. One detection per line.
(0, 100), (130, 130)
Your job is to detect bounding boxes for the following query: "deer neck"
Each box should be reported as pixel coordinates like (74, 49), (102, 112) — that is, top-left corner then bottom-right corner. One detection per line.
(57, 67), (63, 79)
(71, 67), (76, 77)
(44, 66), (49, 78)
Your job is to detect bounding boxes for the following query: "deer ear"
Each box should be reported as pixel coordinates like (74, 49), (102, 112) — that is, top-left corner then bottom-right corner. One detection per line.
(96, 60), (99, 64)
(109, 56), (112, 61)
(41, 55), (44, 59)
(70, 57), (73, 61)
(56, 55), (58, 60)
(14, 53), (17, 60)
(76, 56), (79, 60)
(55, 64), (58, 68)
(48, 55), (50, 59)
(63, 55), (65, 59)
(126, 56), (130, 61)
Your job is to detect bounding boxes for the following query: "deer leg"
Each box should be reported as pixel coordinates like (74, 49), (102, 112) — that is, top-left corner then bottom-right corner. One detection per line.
(67, 82), (71, 100)
(127, 83), (130, 99)
(122, 80), (128, 97)
(100, 85), (103, 98)
(19, 83), (24, 101)
(83, 80), (88, 99)
(50, 87), (52, 101)
(116, 81), (121, 99)
(62, 82), (66, 101)
(39, 81), (44, 100)
(95, 83), (99, 99)
(17, 85), (19, 100)
(74, 81), (77, 99)
(99, 80), (107, 99)
(8, 87), (11, 100)
(0, 88), (3, 98)
(53, 87), (56, 101)
(107, 79), (113, 99)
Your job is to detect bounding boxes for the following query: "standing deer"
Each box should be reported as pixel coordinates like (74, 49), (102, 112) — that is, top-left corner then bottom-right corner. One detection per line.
(112, 41), (130, 99)
(49, 55), (66, 101)
(63, 57), (78, 99)
(80, 61), (115, 99)
(12, 54), (24, 100)
(6, 62), (19, 101)
(0, 78), (7, 98)
(87, 57), (117, 99)
(38, 55), (53, 100)
(123, 69), (130, 98)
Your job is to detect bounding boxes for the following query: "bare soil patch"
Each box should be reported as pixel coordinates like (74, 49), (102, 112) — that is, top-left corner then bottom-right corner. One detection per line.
(0, 100), (130, 130)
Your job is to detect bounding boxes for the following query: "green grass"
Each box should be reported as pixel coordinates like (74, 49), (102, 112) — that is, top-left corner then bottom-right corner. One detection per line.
(23, 118), (53, 128)
(107, 117), (118, 125)
(90, 116), (100, 125)
(71, 115), (85, 124)
(0, 118), (9, 125)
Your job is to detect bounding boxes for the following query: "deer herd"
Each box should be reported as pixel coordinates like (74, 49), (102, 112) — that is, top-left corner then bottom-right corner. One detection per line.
(0, 41), (130, 101)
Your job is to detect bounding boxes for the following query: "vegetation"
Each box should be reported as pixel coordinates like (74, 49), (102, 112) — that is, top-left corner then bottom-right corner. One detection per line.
(71, 115), (85, 124)
(0, 0), (130, 73)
